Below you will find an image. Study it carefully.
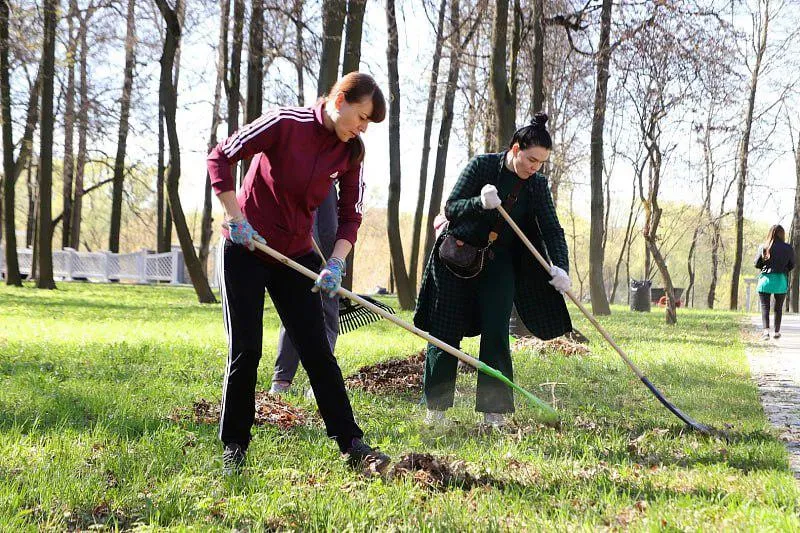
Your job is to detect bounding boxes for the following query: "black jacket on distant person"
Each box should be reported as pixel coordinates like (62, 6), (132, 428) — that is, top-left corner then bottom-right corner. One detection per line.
(754, 241), (796, 274)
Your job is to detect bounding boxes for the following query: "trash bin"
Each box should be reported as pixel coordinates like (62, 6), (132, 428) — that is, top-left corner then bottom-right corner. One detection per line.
(630, 279), (652, 312)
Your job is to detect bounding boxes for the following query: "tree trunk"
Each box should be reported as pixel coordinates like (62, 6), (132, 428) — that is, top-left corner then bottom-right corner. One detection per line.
(509, 0), (521, 107)
(226, 0), (244, 189)
(243, 0), (264, 173)
(641, 138), (675, 324)
(342, 0), (366, 74)
(157, 106), (167, 251)
(155, 0), (216, 304)
(464, 24), (479, 159)
(37, 0), (57, 289)
(730, 1), (769, 310)
(409, 0), (446, 294)
(588, 0), (612, 315)
(530, 0), (544, 111)
(385, 0), (414, 309)
(109, 0), (136, 253)
(490, 0), (514, 149)
(1, 2), (40, 285)
(791, 129), (800, 312)
(200, 0), (229, 275)
(647, 237), (677, 324)
(339, 0), (367, 289)
(70, 11), (90, 251)
(246, 0), (263, 124)
(26, 162), (37, 249)
(61, 0), (78, 249)
(422, 0), (467, 265)
(686, 224), (700, 308)
(293, 0), (304, 105)
(317, 0), (346, 96)
(609, 174), (637, 304)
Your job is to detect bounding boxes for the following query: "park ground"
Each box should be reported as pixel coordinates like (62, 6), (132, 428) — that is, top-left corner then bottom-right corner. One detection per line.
(0, 282), (798, 530)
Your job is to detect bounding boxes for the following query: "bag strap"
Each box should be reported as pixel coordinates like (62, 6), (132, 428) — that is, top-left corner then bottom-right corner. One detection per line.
(487, 178), (526, 244)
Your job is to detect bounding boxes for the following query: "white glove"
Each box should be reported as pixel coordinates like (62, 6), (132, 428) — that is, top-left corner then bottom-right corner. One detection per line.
(480, 184), (501, 210)
(549, 265), (571, 293)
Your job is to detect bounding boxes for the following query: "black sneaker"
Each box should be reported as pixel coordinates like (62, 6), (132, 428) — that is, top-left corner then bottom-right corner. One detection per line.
(222, 443), (246, 475)
(344, 438), (391, 473)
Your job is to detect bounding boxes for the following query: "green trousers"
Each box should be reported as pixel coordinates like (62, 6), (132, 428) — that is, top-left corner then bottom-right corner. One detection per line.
(424, 247), (516, 413)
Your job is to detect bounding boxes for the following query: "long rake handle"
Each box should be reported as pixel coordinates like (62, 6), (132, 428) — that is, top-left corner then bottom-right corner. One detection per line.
(250, 239), (558, 421)
(496, 206), (647, 380)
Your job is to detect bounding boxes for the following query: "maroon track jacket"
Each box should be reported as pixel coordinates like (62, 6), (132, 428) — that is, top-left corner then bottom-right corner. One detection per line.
(207, 101), (365, 259)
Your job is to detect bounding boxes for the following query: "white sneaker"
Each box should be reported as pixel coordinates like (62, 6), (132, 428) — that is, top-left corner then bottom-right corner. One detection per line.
(761, 330), (770, 341)
(774, 332), (782, 339)
(424, 409), (448, 426)
(483, 412), (507, 428)
(269, 381), (291, 395)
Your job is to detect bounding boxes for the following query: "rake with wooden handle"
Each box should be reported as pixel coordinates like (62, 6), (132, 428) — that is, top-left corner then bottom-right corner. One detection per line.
(496, 206), (715, 435)
(310, 239), (396, 334)
(251, 239), (559, 423)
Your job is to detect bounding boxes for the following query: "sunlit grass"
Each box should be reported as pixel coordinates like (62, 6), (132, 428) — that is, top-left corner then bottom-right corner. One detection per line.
(0, 282), (797, 530)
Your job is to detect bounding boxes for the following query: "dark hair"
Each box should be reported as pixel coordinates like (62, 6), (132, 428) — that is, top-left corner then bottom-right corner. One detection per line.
(763, 224), (786, 260)
(508, 111), (552, 150)
(325, 72), (386, 164)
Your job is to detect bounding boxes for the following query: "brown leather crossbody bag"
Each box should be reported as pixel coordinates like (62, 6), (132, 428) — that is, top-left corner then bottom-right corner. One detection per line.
(439, 178), (525, 279)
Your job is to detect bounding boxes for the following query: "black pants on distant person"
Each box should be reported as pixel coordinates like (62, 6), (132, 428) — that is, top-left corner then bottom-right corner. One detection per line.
(217, 238), (363, 452)
(759, 291), (786, 332)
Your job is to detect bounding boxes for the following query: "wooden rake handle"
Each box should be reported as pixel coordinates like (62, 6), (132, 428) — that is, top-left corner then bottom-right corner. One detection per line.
(249, 239), (558, 419)
(496, 206), (647, 380)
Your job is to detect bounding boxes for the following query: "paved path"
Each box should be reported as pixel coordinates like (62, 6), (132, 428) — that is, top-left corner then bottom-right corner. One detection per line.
(747, 313), (800, 478)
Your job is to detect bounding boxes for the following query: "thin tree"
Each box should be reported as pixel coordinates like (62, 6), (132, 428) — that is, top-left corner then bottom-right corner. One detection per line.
(37, 0), (58, 289)
(226, 0), (244, 190)
(789, 116), (800, 312)
(246, 0), (264, 123)
(385, 0), (415, 309)
(154, 0), (216, 303)
(292, 0), (305, 105)
(70, 3), (95, 250)
(530, 0), (544, 111)
(587, 0), (613, 315)
(0, 0), (28, 285)
(342, 0), (366, 74)
(490, 0), (515, 149)
(317, 0), (346, 96)
(730, 0), (770, 310)
(200, 0), (230, 275)
(340, 0), (366, 291)
(409, 0), (447, 293)
(422, 0), (481, 264)
(61, 0), (78, 249)
(108, 0), (137, 252)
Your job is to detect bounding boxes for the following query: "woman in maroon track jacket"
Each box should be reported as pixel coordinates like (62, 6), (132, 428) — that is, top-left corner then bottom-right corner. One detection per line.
(206, 72), (390, 474)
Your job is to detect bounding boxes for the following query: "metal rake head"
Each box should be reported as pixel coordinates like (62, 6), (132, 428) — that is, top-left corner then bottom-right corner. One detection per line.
(338, 294), (396, 334)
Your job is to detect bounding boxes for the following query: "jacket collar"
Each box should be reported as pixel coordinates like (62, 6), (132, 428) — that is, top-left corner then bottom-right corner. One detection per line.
(313, 99), (339, 138)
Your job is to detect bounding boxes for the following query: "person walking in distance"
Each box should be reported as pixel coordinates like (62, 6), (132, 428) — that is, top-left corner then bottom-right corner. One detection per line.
(755, 224), (795, 340)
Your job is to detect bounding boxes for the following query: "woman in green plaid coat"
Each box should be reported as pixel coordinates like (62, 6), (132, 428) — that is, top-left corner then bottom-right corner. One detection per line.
(413, 113), (572, 427)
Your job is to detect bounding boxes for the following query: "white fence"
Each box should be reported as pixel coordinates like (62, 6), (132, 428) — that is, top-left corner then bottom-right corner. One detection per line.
(0, 245), (220, 287)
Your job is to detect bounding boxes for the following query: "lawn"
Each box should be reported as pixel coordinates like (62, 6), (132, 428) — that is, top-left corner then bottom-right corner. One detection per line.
(0, 282), (797, 530)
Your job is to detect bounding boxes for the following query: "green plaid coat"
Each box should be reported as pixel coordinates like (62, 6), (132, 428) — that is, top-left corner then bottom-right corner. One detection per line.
(413, 152), (572, 341)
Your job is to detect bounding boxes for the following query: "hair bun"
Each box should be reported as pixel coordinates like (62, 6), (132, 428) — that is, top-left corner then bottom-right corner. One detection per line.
(531, 112), (549, 129)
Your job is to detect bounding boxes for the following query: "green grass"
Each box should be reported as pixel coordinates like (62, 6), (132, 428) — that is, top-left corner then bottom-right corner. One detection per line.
(0, 282), (797, 530)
